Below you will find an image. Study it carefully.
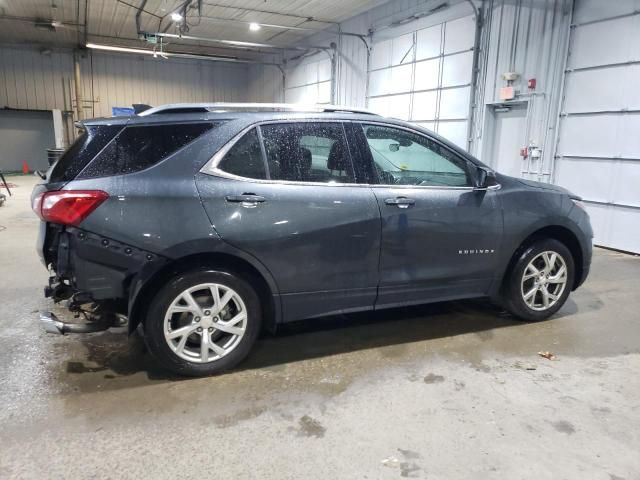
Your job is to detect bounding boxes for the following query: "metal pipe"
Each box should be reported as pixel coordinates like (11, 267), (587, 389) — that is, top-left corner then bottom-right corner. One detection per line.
(466, 0), (484, 152)
(135, 0), (148, 34)
(73, 51), (83, 122)
(549, 0), (575, 184)
(149, 32), (327, 52)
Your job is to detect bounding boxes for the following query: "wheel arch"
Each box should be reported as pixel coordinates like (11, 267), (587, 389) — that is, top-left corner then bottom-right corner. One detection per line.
(501, 225), (585, 293)
(128, 251), (280, 335)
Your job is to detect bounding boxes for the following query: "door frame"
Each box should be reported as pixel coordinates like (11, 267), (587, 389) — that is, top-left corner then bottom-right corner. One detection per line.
(481, 100), (529, 175)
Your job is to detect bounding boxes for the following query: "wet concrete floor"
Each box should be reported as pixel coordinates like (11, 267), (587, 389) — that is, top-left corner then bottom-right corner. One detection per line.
(1, 176), (639, 479)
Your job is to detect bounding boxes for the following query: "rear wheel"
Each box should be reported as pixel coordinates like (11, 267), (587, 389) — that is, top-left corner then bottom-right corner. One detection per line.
(502, 238), (575, 321)
(144, 269), (261, 376)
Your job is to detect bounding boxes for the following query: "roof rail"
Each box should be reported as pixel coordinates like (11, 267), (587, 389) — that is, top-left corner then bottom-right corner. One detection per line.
(138, 102), (378, 116)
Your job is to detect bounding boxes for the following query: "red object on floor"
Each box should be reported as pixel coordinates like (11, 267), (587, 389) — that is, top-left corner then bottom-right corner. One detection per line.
(22, 161), (30, 174)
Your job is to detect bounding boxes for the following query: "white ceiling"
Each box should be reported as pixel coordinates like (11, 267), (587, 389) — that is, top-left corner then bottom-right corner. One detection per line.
(0, 0), (385, 60)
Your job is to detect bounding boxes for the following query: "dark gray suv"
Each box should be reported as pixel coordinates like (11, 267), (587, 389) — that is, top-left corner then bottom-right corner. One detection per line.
(32, 103), (593, 376)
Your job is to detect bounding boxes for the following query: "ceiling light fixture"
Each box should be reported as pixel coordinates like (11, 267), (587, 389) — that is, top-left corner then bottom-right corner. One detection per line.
(170, 12), (183, 22)
(86, 43), (157, 55)
(249, 22), (261, 31)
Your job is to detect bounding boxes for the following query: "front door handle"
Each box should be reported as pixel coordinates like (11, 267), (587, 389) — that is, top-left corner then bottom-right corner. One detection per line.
(225, 194), (266, 204)
(384, 197), (415, 209)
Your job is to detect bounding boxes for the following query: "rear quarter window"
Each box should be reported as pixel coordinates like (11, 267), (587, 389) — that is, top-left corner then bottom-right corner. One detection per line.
(49, 125), (123, 183)
(77, 122), (218, 179)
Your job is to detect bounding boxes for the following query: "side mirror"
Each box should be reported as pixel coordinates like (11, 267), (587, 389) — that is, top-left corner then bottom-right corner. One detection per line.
(474, 167), (499, 190)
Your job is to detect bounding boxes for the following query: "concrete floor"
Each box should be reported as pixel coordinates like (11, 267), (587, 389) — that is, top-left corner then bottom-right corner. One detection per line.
(1, 175), (639, 479)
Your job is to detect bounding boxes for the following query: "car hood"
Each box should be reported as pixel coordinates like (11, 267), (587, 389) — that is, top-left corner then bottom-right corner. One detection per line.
(498, 174), (579, 199)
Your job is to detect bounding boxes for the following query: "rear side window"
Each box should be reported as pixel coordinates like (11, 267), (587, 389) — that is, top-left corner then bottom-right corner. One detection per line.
(49, 125), (123, 183)
(78, 122), (216, 179)
(217, 128), (266, 179)
(260, 123), (354, 183)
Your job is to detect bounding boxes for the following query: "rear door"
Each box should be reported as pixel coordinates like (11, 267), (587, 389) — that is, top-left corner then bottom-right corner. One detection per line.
(353, 122), (503, 308)
(196, 121), (381, 321)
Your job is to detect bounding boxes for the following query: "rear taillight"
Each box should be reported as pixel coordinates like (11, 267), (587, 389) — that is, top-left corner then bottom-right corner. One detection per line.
(33, 190), (109, 226)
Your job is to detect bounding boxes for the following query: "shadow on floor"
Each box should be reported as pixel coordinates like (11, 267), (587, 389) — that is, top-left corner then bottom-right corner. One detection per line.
(64, 297), (578, 386)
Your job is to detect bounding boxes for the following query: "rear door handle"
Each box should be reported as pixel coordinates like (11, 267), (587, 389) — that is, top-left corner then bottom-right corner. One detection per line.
(225, 194), (266, 204)
(384, 197), (415, 209)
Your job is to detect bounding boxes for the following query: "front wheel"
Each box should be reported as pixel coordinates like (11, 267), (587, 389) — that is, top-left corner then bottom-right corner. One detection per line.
(144, 269), (261, 376)
(502, 239), (575, 321)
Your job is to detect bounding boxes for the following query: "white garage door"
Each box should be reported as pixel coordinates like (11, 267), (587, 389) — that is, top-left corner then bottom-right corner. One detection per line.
(367, 15), (475, 149)
(554, 0), (640, 253)
(284, 55), (332, 105)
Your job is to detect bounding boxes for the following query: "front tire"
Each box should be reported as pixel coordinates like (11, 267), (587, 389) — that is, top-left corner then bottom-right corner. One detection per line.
(144, 269), (261, 376)
(502, 238), (575, 321)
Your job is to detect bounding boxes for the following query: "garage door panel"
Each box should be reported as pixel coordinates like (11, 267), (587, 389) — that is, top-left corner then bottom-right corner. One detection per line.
(442, 51), (473, 87)
(444, 16), (475, 53)
(568, 16), (639, 69)
(555, 158), (613, 203)
(572, 0), (640, 24)
(371, 39), (392, 70)
(368, 15), (473, 153)
(564, 66), (640, 112)
(414, 58), (440, 91)
(411, 91), (438, 120)
(618, 115), (640, 157)
(317, 60), (332, 83)
(391, 33), (415, 66)
(317, 81), (331, 104)
(416, 25), (442, 60)
(586, 204), (640, 253)
(613, 161), (640, 207)
(437, 121), (467, 149)
(556, 115), (640, 158)
(368, 95), (411, 120)
(439, 87), (470, 119)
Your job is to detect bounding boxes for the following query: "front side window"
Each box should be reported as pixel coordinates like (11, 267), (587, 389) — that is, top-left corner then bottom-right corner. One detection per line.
(217, 128), (266, 180)
(362, 124), (471, 187)
(260, 123), (355, 183)
(78, 122), (217, 179)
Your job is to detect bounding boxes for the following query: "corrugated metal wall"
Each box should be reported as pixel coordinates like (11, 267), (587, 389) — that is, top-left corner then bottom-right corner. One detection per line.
(471, 0), (572, 174)
(0, 45), (250, 119)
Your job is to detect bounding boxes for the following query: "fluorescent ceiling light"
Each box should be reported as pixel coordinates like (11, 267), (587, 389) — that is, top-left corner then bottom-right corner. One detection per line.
(170, 12), (183, 22)
(249, 22), (261, 31)
(86, 43), (156, 55)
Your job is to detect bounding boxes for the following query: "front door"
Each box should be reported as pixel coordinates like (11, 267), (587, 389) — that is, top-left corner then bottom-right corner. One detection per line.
(196, 121), (381, 321)
(355, 123), (503, 308)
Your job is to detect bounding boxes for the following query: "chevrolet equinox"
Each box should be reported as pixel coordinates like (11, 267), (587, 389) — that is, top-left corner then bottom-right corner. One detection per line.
(32, 103), (593, 376)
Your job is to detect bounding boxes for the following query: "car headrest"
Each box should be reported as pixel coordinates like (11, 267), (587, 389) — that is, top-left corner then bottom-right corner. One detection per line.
(327, 141), (347, 171)
(277, 144), (312, 180)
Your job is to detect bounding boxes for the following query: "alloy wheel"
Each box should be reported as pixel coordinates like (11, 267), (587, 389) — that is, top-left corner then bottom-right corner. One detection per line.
(520, 251), (568, 311)
(163, 283), (247, 363)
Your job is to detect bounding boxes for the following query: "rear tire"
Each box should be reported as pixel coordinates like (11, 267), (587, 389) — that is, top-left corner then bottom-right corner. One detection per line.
(502, 238), (575, 322)
(144, 269), (261, 377)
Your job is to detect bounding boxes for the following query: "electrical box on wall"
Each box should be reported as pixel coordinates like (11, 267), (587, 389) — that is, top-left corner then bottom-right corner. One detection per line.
(499, 86), (515, 100)
(528, 78), (537, 90)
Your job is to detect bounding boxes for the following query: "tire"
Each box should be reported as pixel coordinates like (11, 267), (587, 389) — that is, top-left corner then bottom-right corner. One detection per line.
(502, 238), (575, 322)
(144, 269), (261, 376)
